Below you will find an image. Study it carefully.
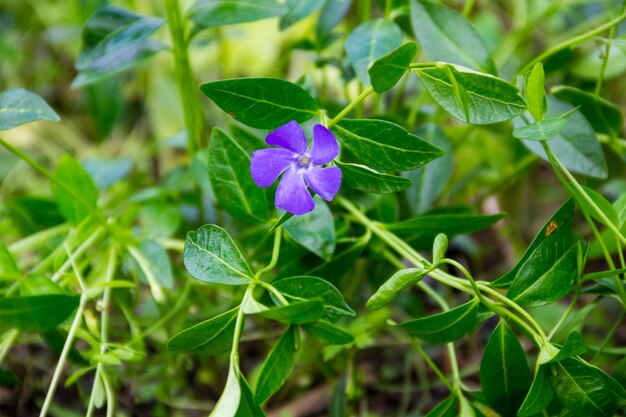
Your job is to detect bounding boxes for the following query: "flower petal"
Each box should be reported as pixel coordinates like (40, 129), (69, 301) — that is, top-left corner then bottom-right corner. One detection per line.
(250, 148), (294, 187)
(310, 124), (339, 165)
(276, 168), (314, 215)
(266, 120), (307, 153)
(304, 166), (342, 201)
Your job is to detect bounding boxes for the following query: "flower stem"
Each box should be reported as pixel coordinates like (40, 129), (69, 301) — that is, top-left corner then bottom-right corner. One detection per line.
(327, 87), (374, 128)
(254, 229), (282, 279)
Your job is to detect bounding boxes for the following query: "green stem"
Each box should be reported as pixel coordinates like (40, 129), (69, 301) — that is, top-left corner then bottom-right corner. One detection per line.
(412, 340), (456, 392)
(254, 229), (282, 279)
(127, 245), (165, 303)
(51, 226), (104, 282)
(8, 224), (71, 254)
(462, 0), (476, 17)
(327, 87), (374, 128)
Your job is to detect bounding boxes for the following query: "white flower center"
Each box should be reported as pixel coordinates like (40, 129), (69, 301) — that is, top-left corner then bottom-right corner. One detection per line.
(296, 154), (311, 168)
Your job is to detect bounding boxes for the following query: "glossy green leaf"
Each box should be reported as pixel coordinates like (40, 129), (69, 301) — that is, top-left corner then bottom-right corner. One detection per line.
(167, 308), (238, 355)
(416, 64), (526, 124)
(255, 326), (297, 404)
(183, 224), (254, 285)
(280, 0), (324, 30)
(0, 88), (60, 130)
(208, 128), (269, 223)
(570, 186), (619, 229)
(200, 78), (319, 129)
(332, 119), (444, 172)
(284, 198), (335, 260)
(385, 212), (505, 237)
(507, 231), (580, 307)
(0, 294), (80, 332)
(550, 358), (616, 417)
(552, 85), (623, 135)
(493, 200), (575, 288)
(395, 298), (479, 343)
(345, 19), (403, 85)
(335, 161), (412, 194)
(480, 321), (531, 417)
(189, 0), (287, 28)
(302, 320), (354, 345)
(425, 395), (457, 417)
(51, 154), (99, 225)
(0, 243), (20, 281)
(520, 97), (608, 179)
(513, 116), (568, 141)
(257, 300), (324, 324)
(368, 42), (417, 93)
(272, 276), (354, 322)
(404, 124), (453, 214)
(410, 0), (496, 74)
(549, 331), (587, 363)
(518, 366), (554, 417)
(525, 62), (547, 122)
(237, 375), (266, 416)
(367, 267), (426, 311)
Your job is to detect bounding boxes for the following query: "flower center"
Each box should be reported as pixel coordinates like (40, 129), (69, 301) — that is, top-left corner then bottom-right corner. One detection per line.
(296, 154), (311, 168)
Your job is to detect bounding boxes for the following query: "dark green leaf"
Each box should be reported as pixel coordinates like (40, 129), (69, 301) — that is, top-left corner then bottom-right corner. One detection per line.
(189, 0), (287, 28)
(425, 395), (457, 417)
(480, 321), (531, 417)
(520, 97), (608, 179)
(200, 78), (319, 129)
(302, 320), (354, 345)
(507, 231), (580, 307)
(367, 267), (426, 311)
(570, 185), (619, 229)
(416, 64), (526, 124)
(272, 276), (355, 322)
(183, 224), (254, 285)
(525, 62), (547, 122)
(395, 298), (479, 343)
(0, 88), (60, 130)
(269, 211), (294, 233)
(168, 308), (238, 355)
(335, 161), (412, 194)
(513, 116), (568, 141)
(208, 128), (270, 222)
(257, 300), (324, 324)
(518, 366), (553, 417)
(284, 198), (335, 260)
(549, 331), (587, 363)
(237, 375), (266, 417)
(280, 0), (324, 30)
(51, 154), (98, 225)
(550, 358), (616, 417)
(410, 0), (496, 74)
(0, 295), (80, 332)
(552, 85), (623, 135)
(81, 6), (142, 48)
(255, 326), (298, 404)
(345, 19), (403, 84)
(385, 212), (505, 237)
(368, 42), (417, 93)
(332, 118), (444, 171)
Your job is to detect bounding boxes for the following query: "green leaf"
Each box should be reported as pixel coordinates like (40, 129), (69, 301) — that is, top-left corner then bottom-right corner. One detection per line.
(189, 0), (287, 28)
(268, 211), (294, 233)
(208, 128), (269, 223)
(82, 157), (133, 190)
(513, 116), (568, 141)
(552, 85), (623, 135)
(366, 267), (426, 311)
(332, 119), (444, 172)
(425, 395), (457, 417)
(345, 19), (403, 85)
(209, 364), (241, 417)
(280, 0), (324, 30)
(284, 198), (335, 260)
(302, 320), (354, 345)
(403, 124), (453, 214)
(0, 243), (20, 281)
(51, 154), (99, 225)
(134, 240), (174, 289)
(0, 88), (60, 130)
(432, 233), (448, 264)
(570, 186), (619, 229)
(167, 308), (238, 355)
(200, 78), (319, 129)
(237, 375), (266, 416)
(520, 97), (608, 179)
(518, 366), (553, 417)
(0, 294), (80, 332)
(183, 224), (254, 285)
(525, 62), (547, 122)
(549, 331), (587, 363)
(416, 64), (526, 124)
(507, 231), (580, 307)
(19, 273), (64, 296)
(255, 326), (298, 404)
(315, 0), (353, 48)
(256, 300), (324, 324)
(335, 161), (412, 194)
(550, 358), (616, 417)
(480, 321), (531, 417)
(368, 42), (417, 93)
(395, 298), (479, 343)
(385, 212), (505, 237)
(493, 199), (575, 288)
(410, 0), (496, 74)
(271, 276), (355, 322)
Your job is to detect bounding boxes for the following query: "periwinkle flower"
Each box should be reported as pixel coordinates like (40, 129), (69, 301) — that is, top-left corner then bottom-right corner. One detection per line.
(250, 120), (342, 215)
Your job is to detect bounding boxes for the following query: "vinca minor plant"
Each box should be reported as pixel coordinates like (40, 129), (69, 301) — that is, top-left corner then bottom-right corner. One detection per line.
(1, 0), (626, 416)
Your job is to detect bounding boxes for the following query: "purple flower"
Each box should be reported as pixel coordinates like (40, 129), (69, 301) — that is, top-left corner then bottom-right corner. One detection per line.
(250, 120), (342, 215)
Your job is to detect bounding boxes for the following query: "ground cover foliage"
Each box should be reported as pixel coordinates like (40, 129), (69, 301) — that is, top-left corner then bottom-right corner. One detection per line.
(1, 0), (626, 416)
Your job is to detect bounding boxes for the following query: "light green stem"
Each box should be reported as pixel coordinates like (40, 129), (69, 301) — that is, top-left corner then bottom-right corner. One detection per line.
(9, 224), (71, 254)
(254, 229), (282, 279)
(327, 87), (374, 128)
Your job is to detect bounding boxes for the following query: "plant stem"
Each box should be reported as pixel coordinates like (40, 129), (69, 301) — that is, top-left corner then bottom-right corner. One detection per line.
(8, 224), (71, 254)
(327, 87), (374, 128)
(254, 229), (282, 279)
(127, 245), (165, 303)
(412, 341), (456, 392)
(51, 226), (104, 282)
